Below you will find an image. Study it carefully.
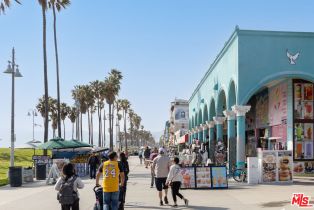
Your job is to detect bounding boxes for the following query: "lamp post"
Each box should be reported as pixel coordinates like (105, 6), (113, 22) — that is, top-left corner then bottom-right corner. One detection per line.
(4, 48), (23, 167)
(27, 109), (38, 141)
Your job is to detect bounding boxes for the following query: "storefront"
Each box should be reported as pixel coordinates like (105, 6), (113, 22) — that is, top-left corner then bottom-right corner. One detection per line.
(188, 27), (314, 172)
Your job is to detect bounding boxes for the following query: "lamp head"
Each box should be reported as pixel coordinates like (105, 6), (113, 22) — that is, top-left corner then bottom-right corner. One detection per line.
(4, 61), (13, 74)
(14, 65), (23, 77)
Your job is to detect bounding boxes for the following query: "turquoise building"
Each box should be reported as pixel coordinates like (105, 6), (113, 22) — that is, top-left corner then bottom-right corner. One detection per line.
(189, 27), (314, 168)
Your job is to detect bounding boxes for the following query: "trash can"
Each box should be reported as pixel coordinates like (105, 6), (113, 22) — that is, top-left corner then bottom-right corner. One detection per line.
(36, 163), (46, 180)
(9, 166), (22, 187)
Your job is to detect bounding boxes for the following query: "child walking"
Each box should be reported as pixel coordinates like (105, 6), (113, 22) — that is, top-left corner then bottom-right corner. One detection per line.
(166, 157), (189, 208)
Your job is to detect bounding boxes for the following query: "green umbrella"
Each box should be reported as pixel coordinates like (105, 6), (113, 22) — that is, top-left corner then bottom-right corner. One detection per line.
(68, 139), (92, 148)
(37, 138), (69, 150)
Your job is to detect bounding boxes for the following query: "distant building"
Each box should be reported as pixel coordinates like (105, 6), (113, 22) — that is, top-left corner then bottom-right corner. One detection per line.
(169, 99), (189, 145)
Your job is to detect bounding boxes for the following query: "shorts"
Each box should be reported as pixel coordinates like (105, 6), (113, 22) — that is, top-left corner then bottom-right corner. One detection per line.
(155, 177), (168, 191)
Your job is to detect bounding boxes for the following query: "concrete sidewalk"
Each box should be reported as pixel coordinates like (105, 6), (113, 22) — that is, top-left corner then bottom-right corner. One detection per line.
(0, 157), (313, 210)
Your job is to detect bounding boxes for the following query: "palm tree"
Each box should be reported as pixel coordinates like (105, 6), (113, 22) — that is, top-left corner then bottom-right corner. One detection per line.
(48, 0), (71, 138)
(103, 69), (123, 150)
(68, 106), (77, 139)
(120, 99), (130, 151)
(132, 114), (141, 147)
(128, 108), (134, 146)
(38, 0), (49, 148)
(0, 0), (20, 15)
(90, 80), (105, 147)
(72, 85), (88, 141)
(60, 102), (70, 139)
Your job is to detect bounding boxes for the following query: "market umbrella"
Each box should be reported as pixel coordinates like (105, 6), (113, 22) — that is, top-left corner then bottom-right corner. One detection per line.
(68, 139), (92, 148)
(37, 138), (72, 150)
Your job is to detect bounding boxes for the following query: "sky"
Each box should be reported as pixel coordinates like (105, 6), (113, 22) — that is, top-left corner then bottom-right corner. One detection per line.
(1, 0), (314, 147)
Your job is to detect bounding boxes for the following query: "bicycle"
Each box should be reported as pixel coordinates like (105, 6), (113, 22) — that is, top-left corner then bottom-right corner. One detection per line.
(232, 165), (247, 182)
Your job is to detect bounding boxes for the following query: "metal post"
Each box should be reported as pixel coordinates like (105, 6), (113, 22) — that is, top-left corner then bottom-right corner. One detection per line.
(10, 48), (15, 167)
(32, 111), (35, 141)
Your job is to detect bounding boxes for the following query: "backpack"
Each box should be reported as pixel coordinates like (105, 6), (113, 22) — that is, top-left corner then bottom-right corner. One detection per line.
(57, 176), (78, 205)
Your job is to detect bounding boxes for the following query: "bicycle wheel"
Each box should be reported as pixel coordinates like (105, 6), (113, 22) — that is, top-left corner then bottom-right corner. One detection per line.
(233, 169), (245, 182)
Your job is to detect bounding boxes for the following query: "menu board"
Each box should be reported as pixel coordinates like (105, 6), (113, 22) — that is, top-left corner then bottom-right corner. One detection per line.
(181, 167), (196, 189)
(211, 167), (228, 188)
(262, 151), (277, 182)
(277, 151), (293, 182)
(293, 81), (314, 161)
(195, 167), (211, 188)
(294, 161), (314, 175)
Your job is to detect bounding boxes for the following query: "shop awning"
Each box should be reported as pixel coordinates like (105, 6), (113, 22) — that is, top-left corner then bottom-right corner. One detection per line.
(179, 134), (189, 144)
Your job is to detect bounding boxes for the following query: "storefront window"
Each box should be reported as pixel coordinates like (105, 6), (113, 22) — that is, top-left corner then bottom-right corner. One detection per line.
(293, 80), (314, 161)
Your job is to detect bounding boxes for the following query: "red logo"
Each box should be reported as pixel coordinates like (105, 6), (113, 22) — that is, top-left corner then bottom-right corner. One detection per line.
(291, 193), (313, 208)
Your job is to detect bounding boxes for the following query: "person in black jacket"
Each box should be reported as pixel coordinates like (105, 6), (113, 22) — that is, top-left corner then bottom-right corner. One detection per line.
(119, 152), (129, 209)
(88, 153), (100, 179)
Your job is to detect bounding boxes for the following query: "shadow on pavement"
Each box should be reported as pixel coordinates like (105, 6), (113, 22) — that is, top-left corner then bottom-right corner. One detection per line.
(125, 204), (228, 210)
(259, 200), (290, 208)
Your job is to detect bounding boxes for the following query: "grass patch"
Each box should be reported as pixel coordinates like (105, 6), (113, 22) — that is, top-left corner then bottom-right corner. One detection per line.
(0, 148), (50, 186)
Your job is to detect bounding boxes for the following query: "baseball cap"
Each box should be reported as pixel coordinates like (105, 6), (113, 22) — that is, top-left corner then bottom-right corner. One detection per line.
(159, 148), (165, 154)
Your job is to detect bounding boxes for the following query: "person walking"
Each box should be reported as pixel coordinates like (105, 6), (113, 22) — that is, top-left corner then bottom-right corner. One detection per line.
(149, 147), (158, 188)
(139, 149), (143, 165)
(96, 152), (125, 210)
(55, 163), (84, 210)
(166, 157), (189, 208)
(144, 146), (151, 168)
(152, 148), (171, 206)
(88, 153), (100, 179)
(119, 152), (129, 209)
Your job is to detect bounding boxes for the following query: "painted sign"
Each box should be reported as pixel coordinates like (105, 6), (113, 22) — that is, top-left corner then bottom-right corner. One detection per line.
(255, 89), (269, 128)
(268, 82), (288, 126)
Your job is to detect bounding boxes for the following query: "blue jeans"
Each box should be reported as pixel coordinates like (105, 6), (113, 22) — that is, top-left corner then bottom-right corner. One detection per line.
(103, 191), (119, 210)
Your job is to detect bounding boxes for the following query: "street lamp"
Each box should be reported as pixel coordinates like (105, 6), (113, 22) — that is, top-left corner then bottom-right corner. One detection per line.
(27, 109), (38, 141)
(4, 48), (23, 167)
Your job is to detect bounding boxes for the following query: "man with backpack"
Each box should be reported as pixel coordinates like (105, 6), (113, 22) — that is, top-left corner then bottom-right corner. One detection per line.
(96, 151), (125, 210)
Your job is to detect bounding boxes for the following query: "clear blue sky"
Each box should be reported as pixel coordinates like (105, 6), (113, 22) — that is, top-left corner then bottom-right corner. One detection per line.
(0, 0), (314, 147)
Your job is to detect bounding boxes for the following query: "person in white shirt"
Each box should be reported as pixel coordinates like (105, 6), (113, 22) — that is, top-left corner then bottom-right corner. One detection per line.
(166, 157), (189, 208)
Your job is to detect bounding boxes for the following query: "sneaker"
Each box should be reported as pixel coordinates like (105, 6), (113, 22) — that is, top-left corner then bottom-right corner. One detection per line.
(164, 196), (169, 205)
(184, 198), (189, 207)
(172, 204), (178, 208)
(160, 200), (164, 206)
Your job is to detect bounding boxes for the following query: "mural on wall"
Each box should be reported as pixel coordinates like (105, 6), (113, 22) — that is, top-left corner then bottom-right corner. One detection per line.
(268, 82), (288, 126)
(255, 89), (269, 128)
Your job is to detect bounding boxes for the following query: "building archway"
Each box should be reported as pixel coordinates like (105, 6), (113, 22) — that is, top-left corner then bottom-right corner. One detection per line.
(209, 98), (216, 120)
(217, 89), (227, 116)
(228, 80), (237, 110)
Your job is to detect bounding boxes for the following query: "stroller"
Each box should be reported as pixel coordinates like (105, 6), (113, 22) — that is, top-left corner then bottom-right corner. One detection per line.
(93, 186), (126, 210)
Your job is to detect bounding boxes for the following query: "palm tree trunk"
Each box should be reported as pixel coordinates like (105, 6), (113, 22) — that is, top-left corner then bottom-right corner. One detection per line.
(87, 109), (91, 144)
(63, 120), (65, 139)
(72, 122), (74, 139)
(42, 3), (49, 155)
(124, 111), (127, 151)
(103, 108), (106, 148)
(80, 112), (83, 141)
(91, 111), (94, 145)
(109, 104), (113, 150)
(52, 5), (62, 138)
(98, 106), (101, 147)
